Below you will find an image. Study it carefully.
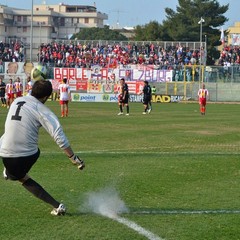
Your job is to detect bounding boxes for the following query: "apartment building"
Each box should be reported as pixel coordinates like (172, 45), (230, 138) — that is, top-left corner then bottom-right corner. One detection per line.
(0, 2), (108, 60)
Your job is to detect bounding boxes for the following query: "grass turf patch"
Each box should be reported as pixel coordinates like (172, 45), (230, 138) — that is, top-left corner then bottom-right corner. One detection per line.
(1, 101), (240, 239)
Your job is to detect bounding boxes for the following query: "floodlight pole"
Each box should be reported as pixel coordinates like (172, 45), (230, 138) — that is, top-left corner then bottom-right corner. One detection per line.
(30, 0), (33, 62)
(198, 17), (205, 86)
(204, 34), (207, 67)
(198, 17), (205, 65)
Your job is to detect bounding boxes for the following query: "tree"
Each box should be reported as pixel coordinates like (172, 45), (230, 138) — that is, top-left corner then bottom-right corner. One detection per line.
(71, 25), (128, 41)
(162, 0), (229, 65)
(134, 21), (162, 41)
(133, 0), (229, 65)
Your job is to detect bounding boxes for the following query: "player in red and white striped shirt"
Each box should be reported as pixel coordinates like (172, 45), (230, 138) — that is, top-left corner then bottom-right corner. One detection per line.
(6, 79), (15, 108)
(198, 83), (209, 115)
(14, 77), (23, 98)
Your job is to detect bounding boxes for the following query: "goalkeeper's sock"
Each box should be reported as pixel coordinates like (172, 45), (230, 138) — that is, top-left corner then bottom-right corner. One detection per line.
(22, 178), (60, 208)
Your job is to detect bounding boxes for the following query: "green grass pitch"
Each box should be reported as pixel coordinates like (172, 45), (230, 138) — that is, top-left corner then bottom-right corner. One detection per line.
(1, 101), (240, 240)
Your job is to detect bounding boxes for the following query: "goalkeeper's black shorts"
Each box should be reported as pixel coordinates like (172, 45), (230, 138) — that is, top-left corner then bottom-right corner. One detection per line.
(2, 149), (40, 180)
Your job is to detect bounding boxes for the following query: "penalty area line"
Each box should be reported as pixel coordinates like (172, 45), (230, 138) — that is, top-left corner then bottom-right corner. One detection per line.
(108, 215), (164, 240)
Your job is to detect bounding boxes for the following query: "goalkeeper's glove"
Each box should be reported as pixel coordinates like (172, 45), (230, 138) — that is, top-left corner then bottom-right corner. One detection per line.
(69, 154), (85, 170)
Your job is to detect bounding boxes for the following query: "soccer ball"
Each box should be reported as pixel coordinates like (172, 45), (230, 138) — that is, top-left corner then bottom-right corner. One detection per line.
(31, 64), (47, 81)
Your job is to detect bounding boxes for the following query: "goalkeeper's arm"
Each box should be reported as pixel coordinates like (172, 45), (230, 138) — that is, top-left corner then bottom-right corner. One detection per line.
(63, 146), (85, 170)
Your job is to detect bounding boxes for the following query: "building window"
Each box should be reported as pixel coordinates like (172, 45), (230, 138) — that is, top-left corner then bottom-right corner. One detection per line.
(17, 27), (21, 33)
(84, 18), (89, 24)
(23, 16), (27, 23)
(23, 27), (27, 32)
(73, 18), (78, 24)
(60, 18), (65, 26)
(65, 18), (71, 26)
(17, 16), (21, 22)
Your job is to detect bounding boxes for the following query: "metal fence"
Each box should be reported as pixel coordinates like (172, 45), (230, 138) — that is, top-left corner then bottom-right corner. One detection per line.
(30, 39), (204, 50)
(171, 65), (240, 83)
(157, 65), (240, 102)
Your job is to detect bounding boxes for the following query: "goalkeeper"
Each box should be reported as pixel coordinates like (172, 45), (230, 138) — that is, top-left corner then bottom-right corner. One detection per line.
(0, 80), (85, 216)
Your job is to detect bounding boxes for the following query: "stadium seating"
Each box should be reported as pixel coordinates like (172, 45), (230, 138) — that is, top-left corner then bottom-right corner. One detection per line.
(37, 42), (202, 69)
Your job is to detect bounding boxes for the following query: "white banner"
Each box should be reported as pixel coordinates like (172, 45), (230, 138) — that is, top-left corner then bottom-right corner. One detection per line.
(71, 93), (119, 102)
(231, 34), (240, 46)
(3, 62), (39, 80)
(71, 93), (184, 103)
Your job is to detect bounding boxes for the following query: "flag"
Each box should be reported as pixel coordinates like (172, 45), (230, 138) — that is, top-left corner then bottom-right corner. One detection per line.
(220, 28), (225, 45)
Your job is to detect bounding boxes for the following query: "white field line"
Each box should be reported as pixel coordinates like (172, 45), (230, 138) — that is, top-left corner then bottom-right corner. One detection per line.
(104, 209), (240, 240)
(108, 214), (164, 240)
(41, 150), (240, 155)
(131, 209), (240, 215)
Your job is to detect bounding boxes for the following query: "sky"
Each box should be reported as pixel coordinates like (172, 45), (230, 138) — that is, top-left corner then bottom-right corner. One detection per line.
(1, 0), (239, 29)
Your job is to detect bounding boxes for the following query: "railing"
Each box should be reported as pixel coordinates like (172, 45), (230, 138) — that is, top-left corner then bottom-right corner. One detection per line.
(23, 39), (205, 50)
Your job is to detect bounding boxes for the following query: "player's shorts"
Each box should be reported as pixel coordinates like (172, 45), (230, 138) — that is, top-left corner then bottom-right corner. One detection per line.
(2, 149), (40, 180)
(59, 100), (69, 105)
(118, 94), (123, 104)
(122, 95), (129, 104)
(7, 93), (14, 99)
(15, 91), (22, 97)
(143, 96), (151, 105)
(199, 98), (207, 106)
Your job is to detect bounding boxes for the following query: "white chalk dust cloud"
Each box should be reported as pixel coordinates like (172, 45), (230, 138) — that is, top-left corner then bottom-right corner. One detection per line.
(79, 186), (164, 240)
(80, 186), (129, 218)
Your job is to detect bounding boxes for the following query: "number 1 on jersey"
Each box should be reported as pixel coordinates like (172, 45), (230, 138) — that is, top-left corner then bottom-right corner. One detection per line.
(11, 101), (26, 121)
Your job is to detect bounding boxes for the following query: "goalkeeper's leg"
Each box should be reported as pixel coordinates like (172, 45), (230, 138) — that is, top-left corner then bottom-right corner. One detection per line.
(22, 177), (60, 208)
(22, 177), (66, 215)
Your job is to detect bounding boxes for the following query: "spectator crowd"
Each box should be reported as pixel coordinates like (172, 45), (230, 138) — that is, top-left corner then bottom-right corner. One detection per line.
(37, 41), (202, 69)
(0, 41), (24, 62)
(218, 45), (240, 66)
(0, 40), (239, 71)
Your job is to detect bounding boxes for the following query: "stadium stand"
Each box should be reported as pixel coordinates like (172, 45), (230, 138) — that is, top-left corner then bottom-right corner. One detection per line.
(0, 41), (25, 63)
(218, 45), (240, 65)
(37, 41), (201, 69)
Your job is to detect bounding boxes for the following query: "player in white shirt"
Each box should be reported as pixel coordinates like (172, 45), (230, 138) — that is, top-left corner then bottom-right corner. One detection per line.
(58, 78), (70, 117)
(26, 76), (33, 96)
(0, 80), (85, 216)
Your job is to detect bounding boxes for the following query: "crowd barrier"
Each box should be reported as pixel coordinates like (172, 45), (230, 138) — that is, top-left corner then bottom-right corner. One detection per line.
(1, 63), (240, 102)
